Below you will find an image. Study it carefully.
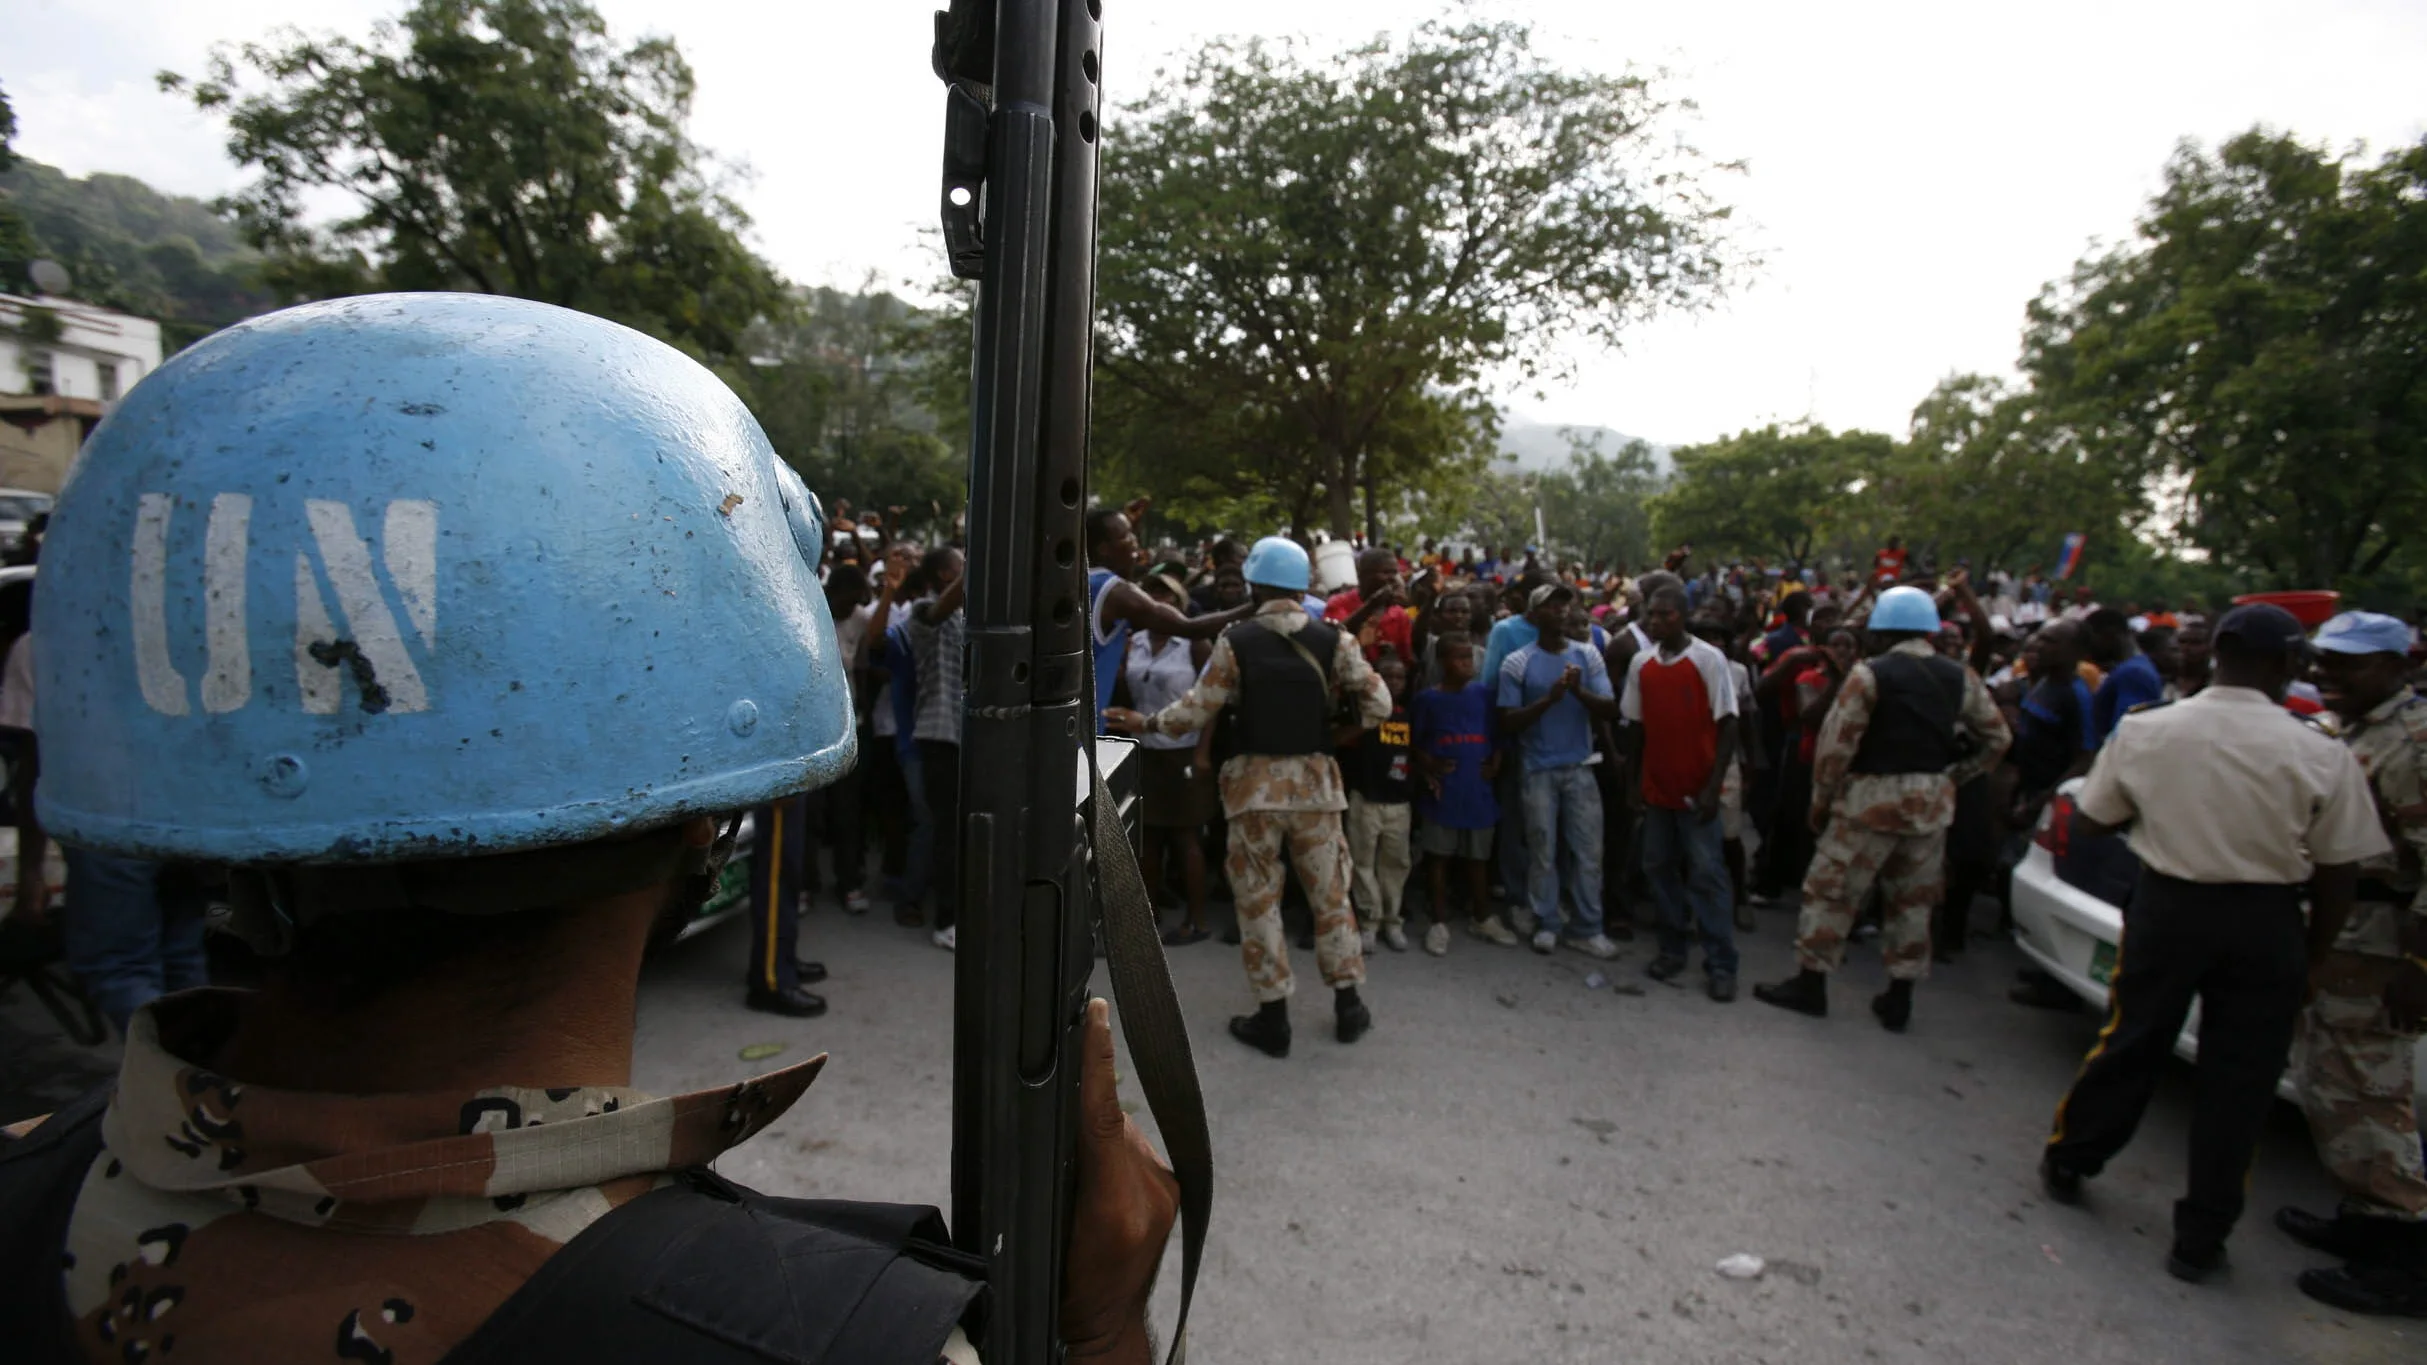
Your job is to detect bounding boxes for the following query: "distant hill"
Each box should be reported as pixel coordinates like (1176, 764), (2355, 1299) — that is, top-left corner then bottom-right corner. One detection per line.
(1496, 413), (1672, 474)
(0, 158), (278, 347)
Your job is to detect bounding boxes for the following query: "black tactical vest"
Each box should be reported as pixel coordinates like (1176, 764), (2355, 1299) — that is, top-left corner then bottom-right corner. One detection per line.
(1227, 618), (1340, 756)
(1850, 651), (1969, 776)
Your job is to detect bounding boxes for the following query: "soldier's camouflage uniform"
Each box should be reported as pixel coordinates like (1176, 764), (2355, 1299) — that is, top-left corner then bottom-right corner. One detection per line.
(2299, 688), (2427, 1222)
(1796, 639), (2010, 980)
(38, 990), (975, 1365)
(1143, 598), (1391, 1002)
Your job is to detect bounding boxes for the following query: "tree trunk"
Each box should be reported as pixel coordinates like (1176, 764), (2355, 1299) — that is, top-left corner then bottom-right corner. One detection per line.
(1362, 459), (1379, 546)
(1325, 451), (1357, 538)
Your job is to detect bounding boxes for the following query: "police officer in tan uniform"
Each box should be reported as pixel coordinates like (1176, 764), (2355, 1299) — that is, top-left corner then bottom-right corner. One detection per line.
(2279, 610), (2427, 1316)
(2038, 603), (2390, 1284)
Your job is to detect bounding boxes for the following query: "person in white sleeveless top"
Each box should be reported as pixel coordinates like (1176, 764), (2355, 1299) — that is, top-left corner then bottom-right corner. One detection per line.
(1125, 574), (1220, 944)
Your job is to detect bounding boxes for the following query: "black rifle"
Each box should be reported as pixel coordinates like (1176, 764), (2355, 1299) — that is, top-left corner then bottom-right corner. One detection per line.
(933, 4), (1208, 1364)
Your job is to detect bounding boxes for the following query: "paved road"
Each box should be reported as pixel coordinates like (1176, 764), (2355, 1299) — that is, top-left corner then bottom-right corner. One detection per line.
(6, 897), (2417, 1362)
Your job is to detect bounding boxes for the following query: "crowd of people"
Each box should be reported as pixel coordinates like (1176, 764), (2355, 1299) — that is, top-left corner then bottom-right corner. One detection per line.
(798, 503), (2425, 1317)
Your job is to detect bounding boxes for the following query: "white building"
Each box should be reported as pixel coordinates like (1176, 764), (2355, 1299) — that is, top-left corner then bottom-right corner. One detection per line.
(0, 293), (166, 493)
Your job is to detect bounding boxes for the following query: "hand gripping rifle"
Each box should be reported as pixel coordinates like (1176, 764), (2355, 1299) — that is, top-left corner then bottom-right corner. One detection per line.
(931, 5), (1209, 1363)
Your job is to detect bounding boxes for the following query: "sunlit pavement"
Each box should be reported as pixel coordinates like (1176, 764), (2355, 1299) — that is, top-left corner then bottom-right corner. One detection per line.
(642, 896), (2418, 1365)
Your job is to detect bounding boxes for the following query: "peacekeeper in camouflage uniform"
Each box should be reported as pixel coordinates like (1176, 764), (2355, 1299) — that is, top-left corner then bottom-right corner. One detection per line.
(1105, 536), (1390, 1058)
(0, 296), (1178, 1365)
(2278, 610), (2427, 1317)
(1755, 586), (2009, 1032)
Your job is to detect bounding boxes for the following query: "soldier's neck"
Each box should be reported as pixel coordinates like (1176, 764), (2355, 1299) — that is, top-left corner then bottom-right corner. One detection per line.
(210, 890), (657, 1096)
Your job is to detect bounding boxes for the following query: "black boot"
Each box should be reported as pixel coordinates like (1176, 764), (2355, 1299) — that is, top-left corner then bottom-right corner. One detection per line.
(2298, 1263), (2427, 1317)
(1753, 968), (1828, 1018)
(2275, 1205), (2414, 1264)
(1228, 1000), (1291, 1058)
(1335, 986), (1372, 1044)
(746, 985), (828, 1018)
(1872, 979), (1914, 1033)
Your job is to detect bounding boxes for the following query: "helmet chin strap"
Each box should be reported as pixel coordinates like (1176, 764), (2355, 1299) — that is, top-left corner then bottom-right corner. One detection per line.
(217, 816), (742, 958)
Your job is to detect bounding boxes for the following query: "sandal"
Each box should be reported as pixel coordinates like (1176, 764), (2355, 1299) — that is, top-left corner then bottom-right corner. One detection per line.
(1161, 924), (1211, 946)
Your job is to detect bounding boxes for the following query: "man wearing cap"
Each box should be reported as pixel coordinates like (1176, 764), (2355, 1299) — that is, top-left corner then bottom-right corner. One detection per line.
(1752, 586), (2008, 1030)
(1499, 581), (1624, 960)
(1103, 536), (1389, 1058)
(2039, 604), (2390, 1285)
(2278, 611), (2427, 1315)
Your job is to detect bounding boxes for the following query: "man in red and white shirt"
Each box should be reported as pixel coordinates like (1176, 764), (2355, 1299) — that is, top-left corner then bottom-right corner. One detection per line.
(1619, 586), (1743, 1001)
(1325, 547), (1416, 666)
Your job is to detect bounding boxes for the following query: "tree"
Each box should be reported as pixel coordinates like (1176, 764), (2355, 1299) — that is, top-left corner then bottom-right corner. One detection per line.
(1094, 18), (1740, 537)
(1539, 433), (1660, 571)
(2023, 130), (2427, 589)
(0, 157), (279, 346)
(161, 0), (787, 371)
(745, 285), (967, 537)
(1649, 424), (1882, 565)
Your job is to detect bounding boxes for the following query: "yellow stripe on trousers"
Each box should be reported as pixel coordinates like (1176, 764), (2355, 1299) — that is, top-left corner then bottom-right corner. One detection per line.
(763, 803), (785, 993)
(2047, 933), (2128, 1148)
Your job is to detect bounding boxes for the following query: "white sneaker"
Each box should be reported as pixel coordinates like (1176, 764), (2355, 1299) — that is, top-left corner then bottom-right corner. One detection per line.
(1530, 929), (1557, 955)
(1381, 925), (1409, 953)
(1468, 916), (1519, 946)
(931, 925), (957, 952)
(1563, 933), (1621, 961)
(1423, 922), (1451, 956)
(843, 889), (872, 915)
(1509, 906), (1539, 937)
(1359, 927), (1378, 953)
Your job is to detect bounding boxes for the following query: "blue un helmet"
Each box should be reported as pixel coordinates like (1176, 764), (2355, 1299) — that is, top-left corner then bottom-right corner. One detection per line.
(1241, 535), (1310, 593)
(1868, 585), (1941, 634)
(35, 295), (854, 892)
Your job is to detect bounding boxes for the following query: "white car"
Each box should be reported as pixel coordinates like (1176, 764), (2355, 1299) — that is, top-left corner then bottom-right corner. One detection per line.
(2009, 778), (2427, 1115)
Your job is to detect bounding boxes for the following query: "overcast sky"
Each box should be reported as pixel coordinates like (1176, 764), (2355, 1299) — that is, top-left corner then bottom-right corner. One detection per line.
(10, 0), (2425, 447)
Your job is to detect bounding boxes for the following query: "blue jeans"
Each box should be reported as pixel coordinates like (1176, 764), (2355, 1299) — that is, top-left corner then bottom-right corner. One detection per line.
(1640, 806), (1738, 976)
(1521, 764), (1603, 938)
(60, 848), (208, 1036)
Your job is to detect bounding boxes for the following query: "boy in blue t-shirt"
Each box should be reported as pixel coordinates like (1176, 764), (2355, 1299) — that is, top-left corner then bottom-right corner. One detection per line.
(1410, 635), (1506, 954)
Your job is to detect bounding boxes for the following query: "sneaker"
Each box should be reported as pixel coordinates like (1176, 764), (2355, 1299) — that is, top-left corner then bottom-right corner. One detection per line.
(842, 889), (872, 916)
(1706, 972), (1738, 1003)
(1644, 955), (1688, 983)
(1381, 924), (1409, 953)
(931, 925), (957, 952)
(1508, 906), (1539, 937)
(1360, 927), (1378, 954)
(1530, 929), (1557, 955)
(894, 903), (926, 927)
(1746, 891), (1781, 908)
(1562, 933), (1621, 961)
(1423, 922), (1451, 956)
(1734, 902), (1757, 932)
(1468, 916), (1519, 946)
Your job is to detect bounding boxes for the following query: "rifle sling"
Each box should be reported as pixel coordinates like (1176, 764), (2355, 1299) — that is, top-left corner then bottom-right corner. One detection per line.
(1088, 760), (1210, 1365)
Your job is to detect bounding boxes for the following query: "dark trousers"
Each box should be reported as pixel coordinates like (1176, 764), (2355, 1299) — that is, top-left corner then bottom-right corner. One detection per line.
(1753, 759), (1815, 898)
(2044, 872), (2306, 1250)
(745, 794), (810, 996)
(862, 738), (916, 882)
(805, 758), (867, 897)
(918, 739), (962, 931)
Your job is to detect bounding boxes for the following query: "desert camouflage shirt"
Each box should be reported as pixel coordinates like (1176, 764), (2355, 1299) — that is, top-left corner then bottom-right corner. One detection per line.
(2337, 687), (2427, 959)
(43, 990), (984, 1365)
(1811, 639), (2012, 836)
(1142, 598), (1391, 816)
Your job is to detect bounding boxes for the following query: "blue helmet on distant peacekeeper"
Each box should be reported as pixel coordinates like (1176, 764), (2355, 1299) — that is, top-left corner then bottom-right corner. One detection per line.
(33, 293), (855, 950)
(1868, 585), (1941, 635)
(1241, 536), (1310, 593)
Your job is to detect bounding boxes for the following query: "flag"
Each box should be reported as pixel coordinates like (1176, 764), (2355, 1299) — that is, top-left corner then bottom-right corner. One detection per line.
(2054, 532), (2087, 581)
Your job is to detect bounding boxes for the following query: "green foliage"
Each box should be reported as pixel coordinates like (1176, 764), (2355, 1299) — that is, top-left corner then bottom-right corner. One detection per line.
(1538, 432), (1660, 570)
(162, 0), (788, 369)
(1650, 423), (1883, 565)
(743, 285), (966, 537)
(0, 157), (278, 343)
(1094, 17), (1739, 536)
(2023, 130), (2427, 590)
